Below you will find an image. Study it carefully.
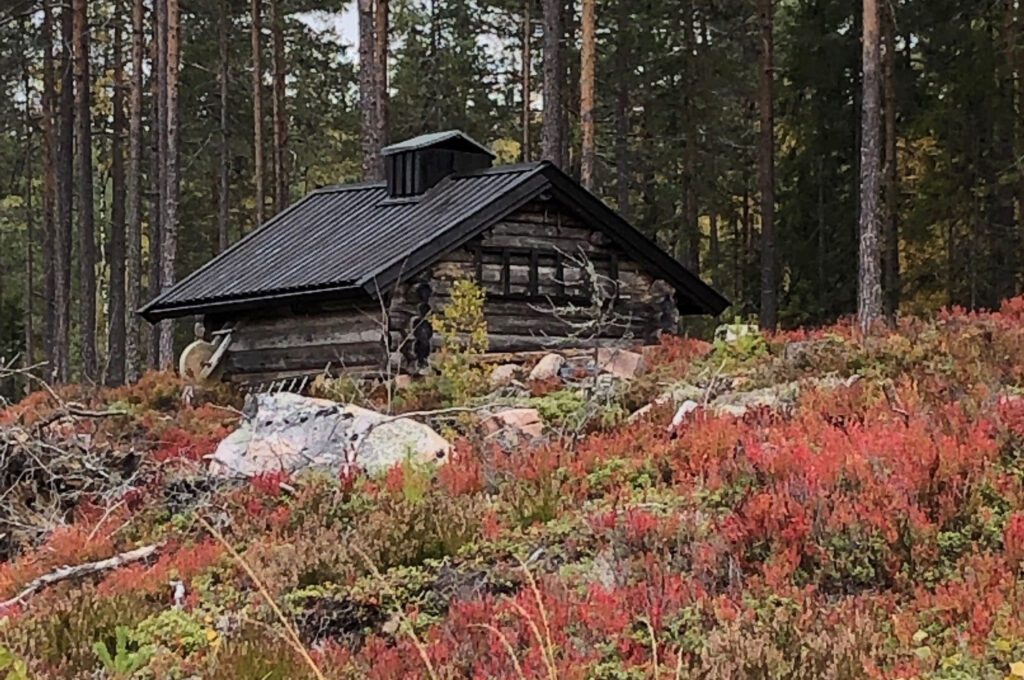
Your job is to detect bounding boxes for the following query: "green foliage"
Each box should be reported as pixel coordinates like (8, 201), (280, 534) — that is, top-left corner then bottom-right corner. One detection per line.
(430, 278), (490, 405)
(132, 609), (213, 657)
(92, 625), (155, 678)
(0, 647), (28, 680)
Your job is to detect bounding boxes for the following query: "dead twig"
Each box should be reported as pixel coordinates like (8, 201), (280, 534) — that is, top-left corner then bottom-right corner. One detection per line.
(0, 543), (160, 608)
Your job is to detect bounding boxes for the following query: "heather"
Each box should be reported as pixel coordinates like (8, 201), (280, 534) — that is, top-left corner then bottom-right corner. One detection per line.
(5, 303), (1024, 678)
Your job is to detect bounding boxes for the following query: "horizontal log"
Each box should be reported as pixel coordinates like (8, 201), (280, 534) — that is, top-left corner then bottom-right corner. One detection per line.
(232, 324), (386, 352)
(226, 341), (387, 374)
(504, 206), (586, 228)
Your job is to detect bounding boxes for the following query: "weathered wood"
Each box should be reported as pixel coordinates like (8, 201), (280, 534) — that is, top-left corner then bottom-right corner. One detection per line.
(225, 341), (386, 374)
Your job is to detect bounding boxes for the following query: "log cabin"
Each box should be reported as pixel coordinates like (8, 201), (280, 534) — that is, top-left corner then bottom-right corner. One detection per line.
(140, 131), (729, 387)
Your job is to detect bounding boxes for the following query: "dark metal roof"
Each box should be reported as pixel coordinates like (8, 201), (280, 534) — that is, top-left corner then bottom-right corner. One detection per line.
(140, 161), (729, 321)
(381, 130), (495, 157)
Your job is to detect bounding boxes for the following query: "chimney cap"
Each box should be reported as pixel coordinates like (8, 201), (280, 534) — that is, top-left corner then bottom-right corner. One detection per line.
(381, 130), (496, 158)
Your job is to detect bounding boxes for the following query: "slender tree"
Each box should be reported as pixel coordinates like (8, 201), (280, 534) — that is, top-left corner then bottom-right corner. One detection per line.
(159, 0), (181, 369)
(522, 0), (532, 162)
(73, 0), (97, 380)
(125, 0), (145, 382)
(757, 0), (777, 330)
(148, 0), (165, 369)
(358, 0), (380, 179)
(252, 0), (266, 225)
(882, 3), (899, 318)
(218, 0), (231, 253)
(858, 0), (884, 330)
(614, 0), (630, 220)
(541, 0), (563, 165)
(41, 0), (57, 370)
(55, 0), (75, 382)
(270, 0), (289, 214)
(21, 22), (35, 370)
(579, 0), (596, 189)
(108, 3), (128, 385)
(681, 0), (699, 274)
(374, 0), (389, 154)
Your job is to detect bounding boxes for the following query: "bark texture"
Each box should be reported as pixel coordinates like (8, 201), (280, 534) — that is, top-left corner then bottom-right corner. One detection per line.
(159, 0), (181, 369)
(579, 0), (596, 190)
(270, 0), (288, 214)
(251, 0), (266, 226)
(74, 0), (97, 379)
(757, 0), (778, 330)
(107, 6), (127, 385)
(858, 0), (884, 330)
(541, 0), (564, 166)
(125, 0), (144, 382)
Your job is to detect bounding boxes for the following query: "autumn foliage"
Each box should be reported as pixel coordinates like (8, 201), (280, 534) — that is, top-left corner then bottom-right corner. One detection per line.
(6, 302), (1024, 677)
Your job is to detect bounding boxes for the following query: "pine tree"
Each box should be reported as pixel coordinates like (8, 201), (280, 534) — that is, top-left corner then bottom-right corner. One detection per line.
(758, 0), (777, 331)
(579, 0), (596, 190)
(270, 0), (288, 214)
(252, 0), (266, 226)
(125, 0), (145, 383)
(541, 0), (563, 166)
(858, 0), (883, 330)
(107, 2), (128, 385)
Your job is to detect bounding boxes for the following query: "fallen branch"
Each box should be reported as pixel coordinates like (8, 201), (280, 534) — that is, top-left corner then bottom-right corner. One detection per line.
(0, 544), (160, 608)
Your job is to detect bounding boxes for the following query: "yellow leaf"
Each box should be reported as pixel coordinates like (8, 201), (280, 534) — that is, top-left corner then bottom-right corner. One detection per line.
(1009, 660), (1024, 677)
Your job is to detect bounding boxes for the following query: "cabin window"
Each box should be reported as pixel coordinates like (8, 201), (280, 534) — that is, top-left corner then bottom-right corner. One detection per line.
(469, 245), (619, 302)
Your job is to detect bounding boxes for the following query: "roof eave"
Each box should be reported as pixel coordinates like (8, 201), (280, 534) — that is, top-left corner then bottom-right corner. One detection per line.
(139, 284), (364, 322)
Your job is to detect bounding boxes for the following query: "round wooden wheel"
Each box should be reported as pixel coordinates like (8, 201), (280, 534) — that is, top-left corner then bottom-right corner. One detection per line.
(178, 340), (224, 386)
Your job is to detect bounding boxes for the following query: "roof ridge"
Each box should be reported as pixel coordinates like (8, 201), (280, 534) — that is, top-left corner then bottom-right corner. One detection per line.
(311, 180), (387, 194)
(452, 160), (549, 178)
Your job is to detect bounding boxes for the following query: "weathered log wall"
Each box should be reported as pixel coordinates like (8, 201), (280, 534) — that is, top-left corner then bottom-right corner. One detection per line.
(207, 198), (678, 383)
(207, 303), (393, 383)
(390, 199), (678, 360)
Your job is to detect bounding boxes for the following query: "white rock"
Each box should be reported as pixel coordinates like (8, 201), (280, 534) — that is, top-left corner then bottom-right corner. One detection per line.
(208, 392), (450, 478)
(528, 353), (565, 381)
(669, 400), (700, 432)
(489, 363), (520, 388)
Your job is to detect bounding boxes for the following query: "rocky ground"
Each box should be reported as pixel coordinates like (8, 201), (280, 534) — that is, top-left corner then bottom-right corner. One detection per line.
(4, 301), (1024, 678)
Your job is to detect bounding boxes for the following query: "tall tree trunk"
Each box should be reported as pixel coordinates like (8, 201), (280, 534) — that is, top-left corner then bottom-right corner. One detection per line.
(218, 0), (231, 253)
(270, 0), (288, 214)
(522, 0), (532, 162)
(681, 0), (699, 274)
(125, 0), (145, 383)
(614, 0), (630, 220)
(757, 0), (778, 330)
(54, 0), (75, 382)
(159, 0), (180, 369)
(21, 27), (35, 371)
(358, 0), (379, 180)
(148, 0), (164, 369)
(579, 0), (596, 190)
(374, 0), (389, 155)
(73, 0), (97, 380)
(540, 0), (563, 166)
(107, 3), (127, 386)
(41, 0), (57, 373)
(251, 0), (266, 225)
(882, 4), (899, 318)
(858, 0), (884, 330)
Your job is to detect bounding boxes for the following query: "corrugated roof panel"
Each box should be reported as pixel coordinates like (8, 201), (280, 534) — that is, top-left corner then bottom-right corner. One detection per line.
(143, 163), (544, 317)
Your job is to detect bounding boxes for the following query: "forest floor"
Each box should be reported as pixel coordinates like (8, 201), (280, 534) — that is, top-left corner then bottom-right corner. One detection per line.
(4, 301), (1024, 678)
